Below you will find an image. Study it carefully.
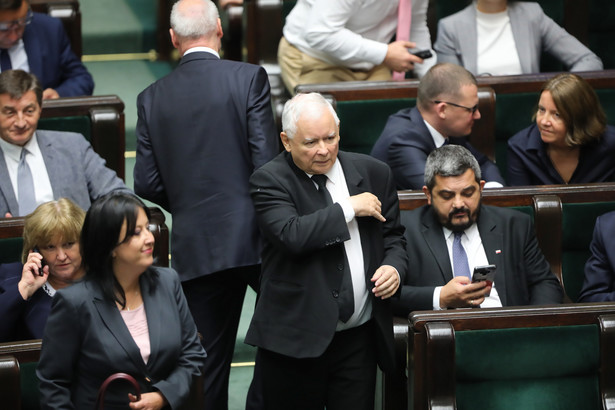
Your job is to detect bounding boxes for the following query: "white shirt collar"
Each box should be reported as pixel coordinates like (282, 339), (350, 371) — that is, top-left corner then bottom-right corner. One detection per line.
(423, 119), (447, 148)
(183, 46), (220, 58)
(443, 222), (479, 243)
(0, 132), (39, 162)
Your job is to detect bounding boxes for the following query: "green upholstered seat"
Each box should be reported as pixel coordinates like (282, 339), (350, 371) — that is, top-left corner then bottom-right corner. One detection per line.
(336, 98), (414, 154)
(562, 201), (615, 301)
(0, 238), (23, 264)
(455, 325), (600, 410)
(38, 116), (92, 142)
(20, 362), (40, 410)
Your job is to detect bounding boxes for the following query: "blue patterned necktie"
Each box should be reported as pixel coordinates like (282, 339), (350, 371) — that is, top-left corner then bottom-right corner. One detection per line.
(18, 147), (37, 216)
(453, 232), (471, 279)
(0, 49), (12, 71)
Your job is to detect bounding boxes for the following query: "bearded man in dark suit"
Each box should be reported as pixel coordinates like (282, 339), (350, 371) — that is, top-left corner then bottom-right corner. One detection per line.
(246, 92), (407, 410)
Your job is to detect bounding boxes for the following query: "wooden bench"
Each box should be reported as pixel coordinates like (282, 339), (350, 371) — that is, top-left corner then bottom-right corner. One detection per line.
(39, 94), (126, 181)
(380, 182), (615, 410)
(409, 304), (615, 410)
(31, 0), (82, 58)
(0, 206), (168, 266)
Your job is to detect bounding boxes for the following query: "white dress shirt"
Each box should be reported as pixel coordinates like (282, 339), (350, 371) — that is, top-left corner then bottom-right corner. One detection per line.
(283, 0), (435, 77)
(0, 133), (53, 211)
(1, 39), (30, 73)
(432, 223), (503, 309)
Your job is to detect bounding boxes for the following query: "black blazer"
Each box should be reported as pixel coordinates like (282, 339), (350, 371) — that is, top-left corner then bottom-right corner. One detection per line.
(37, 267), (206, 409)
(246, 151), (407, 372)
(134, 51), (279, 282)
(393, 205), (563, 316)
(370, 107), (505, 189)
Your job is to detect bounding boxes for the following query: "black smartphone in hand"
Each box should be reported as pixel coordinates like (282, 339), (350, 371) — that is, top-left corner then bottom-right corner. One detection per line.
(32, 247), (46, 276)
(410, 49), (432, 59)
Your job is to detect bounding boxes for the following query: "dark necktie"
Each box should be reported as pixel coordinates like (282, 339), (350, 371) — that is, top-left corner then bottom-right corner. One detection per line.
(0, 49), (12, 71)
(18, 147), (37, 216)
(453, 232), (471, 279)
(312, 174), (354, 322)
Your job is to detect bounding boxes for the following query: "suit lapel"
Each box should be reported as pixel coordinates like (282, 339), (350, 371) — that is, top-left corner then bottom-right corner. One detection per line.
(90, 282), (149, 374)
(22, 25), (43, 81)
(36, 132), (59, 198)
(508, 4), (533, 73)
(459, 6), (479, 74)
(477, 206), (507, 305)
(0, 149), (18, 215)
(421, 207), (454, 283)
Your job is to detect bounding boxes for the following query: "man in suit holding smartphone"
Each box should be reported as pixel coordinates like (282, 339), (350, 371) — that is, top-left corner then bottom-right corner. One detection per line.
(246, 92), (407, 409)
(392, 144), (562, 317)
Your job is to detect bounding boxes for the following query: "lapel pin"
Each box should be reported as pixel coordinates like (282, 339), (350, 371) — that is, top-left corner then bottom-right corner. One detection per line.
(495, 250), (502, 254)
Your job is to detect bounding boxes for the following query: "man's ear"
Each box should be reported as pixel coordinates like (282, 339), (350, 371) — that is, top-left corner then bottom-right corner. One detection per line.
(280, 132), (291, 152)
(216, 18), (223, 39)
(169, 28), (179, 49)
(434, 101), (447, 119)
(422, 186), (432, 205)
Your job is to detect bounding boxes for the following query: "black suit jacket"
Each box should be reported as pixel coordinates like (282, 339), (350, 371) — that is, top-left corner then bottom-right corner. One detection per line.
(246, 151), (407, 372)
(370, 107), (505, 189)
(578, 211), (615, 302)
(392, 205), (563, 316)
(36, 267), (206, 409)
(134, 51), (279, 281)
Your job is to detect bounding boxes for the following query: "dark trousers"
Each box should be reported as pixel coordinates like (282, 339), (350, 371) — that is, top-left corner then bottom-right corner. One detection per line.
(182, 264), (260, 410)
(250, 320), (377, 410)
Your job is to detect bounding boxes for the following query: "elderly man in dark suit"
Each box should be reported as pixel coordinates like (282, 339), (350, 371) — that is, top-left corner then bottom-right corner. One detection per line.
(0, 0), (93, 99)
(578, 211), (615, 302)
(246, 92), (407, 410)
(371, 62), (504, 190)
(392, 145), (562, 317)
(133, 0), (278, 408)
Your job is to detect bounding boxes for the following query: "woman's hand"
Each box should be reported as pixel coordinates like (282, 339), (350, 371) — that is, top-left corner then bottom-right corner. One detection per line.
(128, 392), (167, 410)
(18, 251), (49, 300)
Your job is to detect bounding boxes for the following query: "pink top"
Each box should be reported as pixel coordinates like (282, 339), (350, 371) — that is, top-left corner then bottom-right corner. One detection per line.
(120, 304), (151, 364)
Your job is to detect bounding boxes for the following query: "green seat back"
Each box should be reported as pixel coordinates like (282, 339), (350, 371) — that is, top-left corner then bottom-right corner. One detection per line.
(0, 237), (23, 264)
(562, 201), (615, 301)
(456, 324), (600, 410)
(336, 98), (414, 154)
(510, 206), (534, 223)
(38, 116), (92, 142)
(20, 362), (40, 410)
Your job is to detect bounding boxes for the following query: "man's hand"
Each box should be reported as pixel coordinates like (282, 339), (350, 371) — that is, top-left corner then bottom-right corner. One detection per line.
(349, 192), (385, 222)
(42, 88), (60, 100)
(371, 265), (399, 299)
(439, 276), (492, 309)
(384, 41), (424, 73)
(128, 392), (167, 410)
(4, 212), (11, 218)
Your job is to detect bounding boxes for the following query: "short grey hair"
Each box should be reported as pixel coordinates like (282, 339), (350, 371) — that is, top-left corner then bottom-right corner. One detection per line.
(424, 145), (481, 190)
(282, 93), (340, 139)
(170, 0), (219, 39)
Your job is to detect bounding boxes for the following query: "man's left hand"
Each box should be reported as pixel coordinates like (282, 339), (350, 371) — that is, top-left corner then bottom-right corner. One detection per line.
(371, 265), (399, 299)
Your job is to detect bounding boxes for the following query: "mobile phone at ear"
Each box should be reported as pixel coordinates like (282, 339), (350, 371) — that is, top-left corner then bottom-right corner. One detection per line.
(410, 49), (433, 59)
(32, 247), (46, 276)
(472, 264), (496, 295)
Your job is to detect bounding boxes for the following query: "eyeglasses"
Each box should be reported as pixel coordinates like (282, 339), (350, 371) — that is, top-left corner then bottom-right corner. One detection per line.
(433, 100), (479, 114)
(0, 7), (33, 32)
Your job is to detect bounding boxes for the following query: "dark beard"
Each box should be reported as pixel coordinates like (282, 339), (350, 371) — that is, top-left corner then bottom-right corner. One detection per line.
(443, 203), (481, 233)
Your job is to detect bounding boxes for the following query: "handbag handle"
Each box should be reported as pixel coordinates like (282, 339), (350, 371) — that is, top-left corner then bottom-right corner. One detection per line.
(96, 372), (141, 410)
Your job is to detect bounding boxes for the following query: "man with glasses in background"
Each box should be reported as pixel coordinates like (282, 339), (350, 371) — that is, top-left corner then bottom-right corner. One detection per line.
(371, 62), (504, 190)
(0, 0), (93, 99)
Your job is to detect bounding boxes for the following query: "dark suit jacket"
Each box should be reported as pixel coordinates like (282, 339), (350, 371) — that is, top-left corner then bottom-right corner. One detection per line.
(23, 13), (94, 97)
(134, 51), (278, 281)
(507, 123), (615, 186)
(0, 130), (127, 216)
(36, 267), (206, 409)
(370, 107), (505, 189)
(0, 262), (52, 342)
(578, 211), (615, 302)
(392, 205), (563, 316)
(245, 151), (407, 372)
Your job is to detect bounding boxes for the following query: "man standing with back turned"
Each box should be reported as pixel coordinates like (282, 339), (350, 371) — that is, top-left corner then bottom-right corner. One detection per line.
(134, 0), (278, 408)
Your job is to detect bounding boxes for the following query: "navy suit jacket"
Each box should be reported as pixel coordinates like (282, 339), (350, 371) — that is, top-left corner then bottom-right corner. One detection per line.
(0, 130), (127, 216)
(0, 262), (52, 342)
(37, 267), (206, 409)
(392, 204), (563, 316)
(246, 151), (407, 372)
(134, 51), (278, 281)
(578, 211), (615, 302)
(23, 13), (93, 97)
(371, 107), (505, 189)
(507, 123), (615, 186)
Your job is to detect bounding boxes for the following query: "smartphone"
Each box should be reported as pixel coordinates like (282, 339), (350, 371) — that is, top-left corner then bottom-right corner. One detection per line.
(410, 49), (433, 59)
(472, 264), (496, 295)
(32, 247), (46, 276)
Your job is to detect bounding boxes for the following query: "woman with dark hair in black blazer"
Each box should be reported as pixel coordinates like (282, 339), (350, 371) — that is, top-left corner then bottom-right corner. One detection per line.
(37, 192), (206, 409)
